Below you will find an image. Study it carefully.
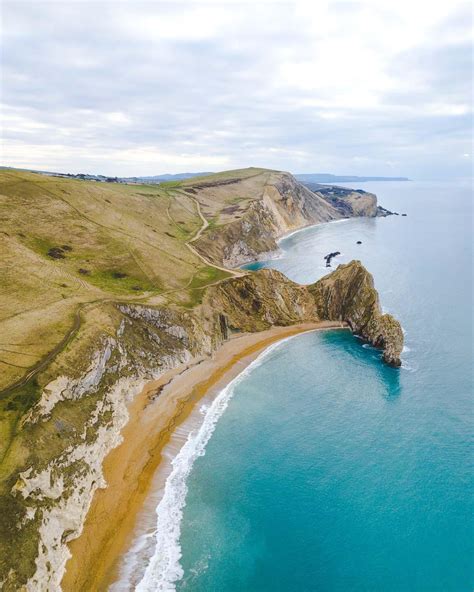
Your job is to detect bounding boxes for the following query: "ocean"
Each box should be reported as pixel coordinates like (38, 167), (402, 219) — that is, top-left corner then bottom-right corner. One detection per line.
(119, 180), (473, 591)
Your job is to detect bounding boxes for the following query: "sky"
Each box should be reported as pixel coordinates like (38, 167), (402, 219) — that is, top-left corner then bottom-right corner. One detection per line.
(1, 0), (472, 179)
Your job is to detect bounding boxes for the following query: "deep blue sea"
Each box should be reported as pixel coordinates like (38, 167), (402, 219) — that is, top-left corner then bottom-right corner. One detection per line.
(133, 181), (473, 592)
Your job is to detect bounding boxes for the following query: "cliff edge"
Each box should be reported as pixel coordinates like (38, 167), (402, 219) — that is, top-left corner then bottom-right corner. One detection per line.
(205, 260), (403, 367)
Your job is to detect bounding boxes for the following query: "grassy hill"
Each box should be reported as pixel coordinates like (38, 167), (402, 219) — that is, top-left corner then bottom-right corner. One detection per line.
(0, 167), (296, 393)
(0, 168), (246, 391)
(0, 165), (377, 392)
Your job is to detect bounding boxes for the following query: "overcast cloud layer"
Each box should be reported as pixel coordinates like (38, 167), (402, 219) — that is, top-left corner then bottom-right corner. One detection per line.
(1, 0), (472, 178)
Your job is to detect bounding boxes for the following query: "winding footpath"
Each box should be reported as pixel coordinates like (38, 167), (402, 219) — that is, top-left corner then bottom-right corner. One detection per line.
(185, 196), (243, 277)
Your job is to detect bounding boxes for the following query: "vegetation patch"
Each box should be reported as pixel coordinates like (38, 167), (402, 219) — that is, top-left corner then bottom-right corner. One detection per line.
(157, 180), (182, 190)
(183, 266), (230, 308)
(47, 247), (66, 259)
(190, 266), (229, 290)
(86, 269), (160, 294)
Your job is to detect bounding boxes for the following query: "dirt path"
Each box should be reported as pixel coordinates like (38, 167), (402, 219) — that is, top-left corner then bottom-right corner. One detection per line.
(0, 305), (85, 399)
(185, 197), (243, 277)
(188, 197), (209, 242)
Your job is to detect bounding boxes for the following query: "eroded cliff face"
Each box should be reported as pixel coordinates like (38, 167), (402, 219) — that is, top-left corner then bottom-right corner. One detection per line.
(309, 261), (404, 366)
(193, 172), (379, 267)
(204, 268), (318, 331)
(0, 306), (225, 592)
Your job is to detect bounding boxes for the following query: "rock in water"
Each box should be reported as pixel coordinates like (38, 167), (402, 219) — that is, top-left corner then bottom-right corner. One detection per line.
(324, 251), (341, 267)
(309, 260), (404, 366)
(356, 241), (362, 244)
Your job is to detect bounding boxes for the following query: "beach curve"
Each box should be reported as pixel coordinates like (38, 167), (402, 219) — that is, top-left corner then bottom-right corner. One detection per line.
(62, 321), (348, 591)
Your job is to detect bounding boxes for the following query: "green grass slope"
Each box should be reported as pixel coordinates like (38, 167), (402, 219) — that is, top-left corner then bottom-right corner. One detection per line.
(0, 169), (238, 391)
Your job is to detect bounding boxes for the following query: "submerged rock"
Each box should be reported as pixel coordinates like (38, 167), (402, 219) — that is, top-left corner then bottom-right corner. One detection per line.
(376, 206), (395, 217)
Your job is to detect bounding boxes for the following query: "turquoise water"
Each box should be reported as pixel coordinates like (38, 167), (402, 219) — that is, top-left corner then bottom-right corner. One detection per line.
(142, 182), (473, 591)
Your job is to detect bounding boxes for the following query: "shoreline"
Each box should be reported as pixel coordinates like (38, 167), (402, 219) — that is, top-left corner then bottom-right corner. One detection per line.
(240, 217), (352, 270)
(277, 215), (353, 244)
(62, 321), (348, 591)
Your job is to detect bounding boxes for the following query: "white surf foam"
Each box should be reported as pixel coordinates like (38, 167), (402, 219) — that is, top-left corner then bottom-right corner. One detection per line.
(135, 335), (301, 592)
(401, 360), (418, 372)
(278, 217), (353, 244)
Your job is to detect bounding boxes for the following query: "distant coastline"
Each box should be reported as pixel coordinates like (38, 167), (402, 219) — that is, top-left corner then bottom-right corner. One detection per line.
(295, 173), (410, 183)
(0, 166), (410, 185)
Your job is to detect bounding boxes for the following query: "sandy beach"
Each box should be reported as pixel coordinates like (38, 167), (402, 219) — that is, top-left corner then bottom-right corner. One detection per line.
(62, 321), (348, 591)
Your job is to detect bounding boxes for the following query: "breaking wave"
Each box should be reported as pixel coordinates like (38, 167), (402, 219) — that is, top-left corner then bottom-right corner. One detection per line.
(135, 336), (299, 591)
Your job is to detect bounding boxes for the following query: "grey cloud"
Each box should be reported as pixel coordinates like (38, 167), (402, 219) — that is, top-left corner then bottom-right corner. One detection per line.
(1, 1), (472, 179)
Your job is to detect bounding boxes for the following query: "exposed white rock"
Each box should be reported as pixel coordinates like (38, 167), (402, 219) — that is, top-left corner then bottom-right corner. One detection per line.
(23, 374), (145, 592)
(73, 339), (114, 397)
(25, 338), (115, 423)
(165, 325), (188, 340)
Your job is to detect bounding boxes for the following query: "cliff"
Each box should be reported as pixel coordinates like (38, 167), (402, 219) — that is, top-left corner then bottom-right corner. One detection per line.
(0, 303), (226, 591)
(309, 261), (404, 366)
(0, 261), (402, 590)
(190, 171), (380, 267)
(205, 261), (403, 366)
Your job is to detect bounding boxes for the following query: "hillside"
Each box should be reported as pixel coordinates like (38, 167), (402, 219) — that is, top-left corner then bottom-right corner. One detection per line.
(0, 169), (230, 391)
(183, 169), (380, 266)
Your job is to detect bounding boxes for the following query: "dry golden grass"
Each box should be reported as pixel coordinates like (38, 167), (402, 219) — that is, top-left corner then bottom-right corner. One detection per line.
(0, 167), (279, 390)
(0, 170), (230, 388)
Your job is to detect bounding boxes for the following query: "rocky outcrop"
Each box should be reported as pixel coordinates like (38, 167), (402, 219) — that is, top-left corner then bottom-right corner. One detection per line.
(324, 251), (341, 267)
(309, 261), (403, 366)
(192, 172), (380, 268)
(300, 181), (396, 219)
(205, 260), (403, 367)
(377, 205), (395, 217)
(204, 269), (318, 331)
(310, 184), (379, 217)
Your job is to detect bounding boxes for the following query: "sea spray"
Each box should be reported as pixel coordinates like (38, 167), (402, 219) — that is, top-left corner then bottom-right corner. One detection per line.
(135, 336), (301, 591)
